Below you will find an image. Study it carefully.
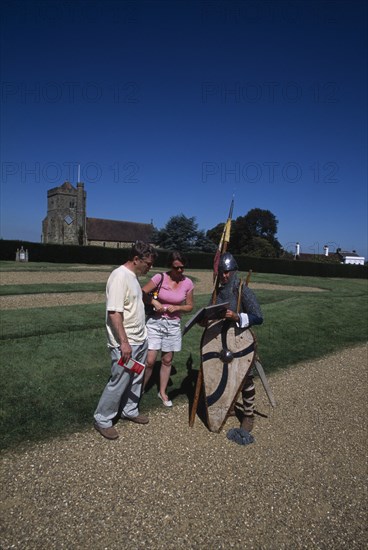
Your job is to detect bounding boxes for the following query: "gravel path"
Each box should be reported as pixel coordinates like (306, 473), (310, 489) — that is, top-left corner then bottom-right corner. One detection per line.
(0, 271), (111, 285)
(0, 270), (324, 310)
(1, 343), (366, 549)
(0, 270), (325, 294)
(0, 292), (106, 310)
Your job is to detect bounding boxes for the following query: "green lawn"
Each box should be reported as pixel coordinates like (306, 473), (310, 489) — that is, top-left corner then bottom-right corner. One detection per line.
(0, 269), (366, 451)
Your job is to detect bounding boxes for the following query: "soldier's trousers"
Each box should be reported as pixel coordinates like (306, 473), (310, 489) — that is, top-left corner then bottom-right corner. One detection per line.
(242, 375), (255, 417)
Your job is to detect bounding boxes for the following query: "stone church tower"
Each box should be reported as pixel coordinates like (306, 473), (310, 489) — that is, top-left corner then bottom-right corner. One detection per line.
(42, 181), (86, 245)
(42, 181), (153, 247)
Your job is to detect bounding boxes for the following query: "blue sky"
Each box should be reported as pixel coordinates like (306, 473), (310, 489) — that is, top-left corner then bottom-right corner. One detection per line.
(1, 0), (367, 258)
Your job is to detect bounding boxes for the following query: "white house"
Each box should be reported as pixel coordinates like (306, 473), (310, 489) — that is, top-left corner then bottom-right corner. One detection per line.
(338, 251), (365, 265)
(292, 243), (365, 265)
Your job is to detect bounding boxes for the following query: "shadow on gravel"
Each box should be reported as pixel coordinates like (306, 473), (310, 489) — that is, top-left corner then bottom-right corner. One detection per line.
(169, 354), (208, 428)
(145, 354), (208, 428)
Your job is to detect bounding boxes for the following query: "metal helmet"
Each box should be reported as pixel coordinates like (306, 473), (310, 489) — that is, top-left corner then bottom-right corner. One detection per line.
(218, 252), (238, 273)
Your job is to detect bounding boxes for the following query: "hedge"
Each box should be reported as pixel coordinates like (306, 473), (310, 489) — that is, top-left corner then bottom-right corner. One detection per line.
(0, 240), (367, 279)
(233, 254), (368, 279)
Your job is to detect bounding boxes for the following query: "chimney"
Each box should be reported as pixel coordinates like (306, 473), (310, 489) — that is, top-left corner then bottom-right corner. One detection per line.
(324, 245), (329, 256)
(295, 242), (300, 256)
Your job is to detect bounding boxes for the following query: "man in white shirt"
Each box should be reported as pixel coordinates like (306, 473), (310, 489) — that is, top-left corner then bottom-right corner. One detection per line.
(94, 241), (157, 440)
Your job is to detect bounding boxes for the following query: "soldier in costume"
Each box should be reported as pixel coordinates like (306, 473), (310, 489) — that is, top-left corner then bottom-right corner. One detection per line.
(215, 253), (263, 443)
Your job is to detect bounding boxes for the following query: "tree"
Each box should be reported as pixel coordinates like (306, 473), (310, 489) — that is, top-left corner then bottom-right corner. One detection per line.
(193, 229), (217, 253)
(206, 223), (224, 245)
(231, 215), (252, 254)
(207, 208), (282, 257)
(242, 208), (278, 240)
(244, 236), (279, 258)
(154, 214), (216, 253)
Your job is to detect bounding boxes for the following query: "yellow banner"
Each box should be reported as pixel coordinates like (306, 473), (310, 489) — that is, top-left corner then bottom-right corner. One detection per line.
(224, 218), (231, 243)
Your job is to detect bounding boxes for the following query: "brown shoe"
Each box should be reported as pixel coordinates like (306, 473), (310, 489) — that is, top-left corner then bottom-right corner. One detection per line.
(122, 414), (149, 425)
(241, 416), (254, 432)
(94, 422), (119, 440)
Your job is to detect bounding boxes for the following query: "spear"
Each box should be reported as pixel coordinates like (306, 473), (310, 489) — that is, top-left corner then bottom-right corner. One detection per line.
(211, 196), (234, 302)
(189, 197), (234, 427)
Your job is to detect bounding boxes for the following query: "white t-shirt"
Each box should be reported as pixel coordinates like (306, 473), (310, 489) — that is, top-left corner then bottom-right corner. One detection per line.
(105, 265), (146, 347)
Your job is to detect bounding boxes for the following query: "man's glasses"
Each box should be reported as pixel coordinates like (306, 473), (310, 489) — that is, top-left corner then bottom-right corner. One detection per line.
(140, 258), (153, 267)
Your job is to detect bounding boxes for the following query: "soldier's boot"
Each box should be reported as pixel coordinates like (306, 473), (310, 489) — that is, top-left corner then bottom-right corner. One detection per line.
(241, 415), (254, 432)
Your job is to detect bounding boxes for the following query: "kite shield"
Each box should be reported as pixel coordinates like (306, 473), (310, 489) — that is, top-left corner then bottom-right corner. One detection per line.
(201, 319), (256, 433)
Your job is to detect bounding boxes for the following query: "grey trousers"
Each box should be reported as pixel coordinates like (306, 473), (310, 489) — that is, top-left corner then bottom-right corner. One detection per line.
(94, 340), (148, 428)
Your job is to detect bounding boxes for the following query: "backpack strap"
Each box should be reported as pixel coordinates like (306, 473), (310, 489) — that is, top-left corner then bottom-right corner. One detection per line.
(156, 272), (164, 292)
(152, 273), (164, 299)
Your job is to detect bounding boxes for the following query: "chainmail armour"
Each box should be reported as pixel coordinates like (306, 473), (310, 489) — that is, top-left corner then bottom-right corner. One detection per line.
(215, 271), (240, 310)
(216, 272), (262, 320)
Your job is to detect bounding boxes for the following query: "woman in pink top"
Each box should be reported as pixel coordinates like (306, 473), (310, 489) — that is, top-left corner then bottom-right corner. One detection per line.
(142, 251), (194, 407)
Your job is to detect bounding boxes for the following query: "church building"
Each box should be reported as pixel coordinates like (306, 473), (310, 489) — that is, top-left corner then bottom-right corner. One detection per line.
(42, 181), (154, 247)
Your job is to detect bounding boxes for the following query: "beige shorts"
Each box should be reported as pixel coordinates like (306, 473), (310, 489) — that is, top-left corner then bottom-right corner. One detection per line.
(146, 317), (182, 352)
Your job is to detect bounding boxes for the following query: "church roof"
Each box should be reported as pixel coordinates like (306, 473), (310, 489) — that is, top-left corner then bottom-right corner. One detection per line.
(297, 253), (340, 263)
(60, 181), (75, 191)
(47, 181), (77, 195)
(86, 217), (154, 243)
(338, 250), (361, 257)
